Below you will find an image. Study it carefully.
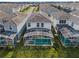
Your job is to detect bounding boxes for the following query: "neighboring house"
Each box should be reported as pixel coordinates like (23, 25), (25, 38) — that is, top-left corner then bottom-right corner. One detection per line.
(0, 11), (28, 47)
(56, 12), (79, 47)
(54, 2), (79, 10)
(56, 13), (73, 28)
(39, 4), (61, 17)
(56, 12), (79, 31)
(39, 4), (79, 47)
(0, 3), (27, 16)
(58, 25), (79, 47)
(39, 4), (65, 19)
(24, 12), (54, 46)
(39, 4), (65, 32)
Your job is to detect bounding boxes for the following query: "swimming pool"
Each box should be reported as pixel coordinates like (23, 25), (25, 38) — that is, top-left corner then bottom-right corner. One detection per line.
(31, 38), (52, 45)
(0, 37), (6, 45)
(59, 35), (77, 46)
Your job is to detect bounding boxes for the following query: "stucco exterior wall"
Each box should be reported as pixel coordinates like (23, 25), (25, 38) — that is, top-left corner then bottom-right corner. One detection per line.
(3, 21), (17, 32)
(26, 22), (51, 30)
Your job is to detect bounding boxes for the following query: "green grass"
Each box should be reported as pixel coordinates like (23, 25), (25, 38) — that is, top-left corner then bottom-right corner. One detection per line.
(20, 6), (39, 14)
(33, 6), (39, 12)
(20, 6), (30, 12)
(20, 6), (35, 14)
(4, 51), (13, 58)
(0, 48), (12, 58)
(11, 46), (58, 58)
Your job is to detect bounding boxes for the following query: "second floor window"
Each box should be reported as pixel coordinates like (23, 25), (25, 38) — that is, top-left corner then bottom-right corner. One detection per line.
(9, 26), (12, 30)
(3, 20), (8, 24)
(37, 23), (39, 27)
(59, 20), (66, 24)
(28, 23), (31, 27)
(41, 23), (44, 27)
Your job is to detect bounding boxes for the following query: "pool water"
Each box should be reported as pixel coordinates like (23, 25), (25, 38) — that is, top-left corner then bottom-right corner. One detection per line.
(59, 35), (76, 46)
(31, 38), (52, 45)
(0, 39), (6, 45)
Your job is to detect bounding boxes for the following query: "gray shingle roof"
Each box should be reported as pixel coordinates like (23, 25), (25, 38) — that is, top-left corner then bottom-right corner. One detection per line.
(40, 4), (65, 19)
(0, 10), (28, 27)
(58, 13), (72, 20)
(12, 13), (27, 26)
(59, 26), (79, 42)
(27, 13), (51, 23)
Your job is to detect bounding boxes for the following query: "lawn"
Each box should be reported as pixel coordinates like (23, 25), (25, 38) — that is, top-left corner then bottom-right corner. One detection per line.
(11, 46), (58, 58)
(33, 6), (39, 12)
(4, 51), (13, 58)
(20, 6), (35, 14)
(0, 44), (79, 58)
(20, 5), (40, 14)
(0, 48), (12, 58)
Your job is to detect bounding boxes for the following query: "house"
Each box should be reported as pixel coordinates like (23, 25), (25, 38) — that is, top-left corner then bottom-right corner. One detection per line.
(56, 12), (79, 47)
(56, 12), (79, 31)
(24, 12), (54, 46)
(0, 10), (28, 47)
(39, 4), (61, 17)
(39, 4), (79, 47)
(53, 2), (79, 10)
(39, 4), (66, 32)
(39, 4), (66, 19)
(0, 3), (25, 15)
(58, 25), (79, 47)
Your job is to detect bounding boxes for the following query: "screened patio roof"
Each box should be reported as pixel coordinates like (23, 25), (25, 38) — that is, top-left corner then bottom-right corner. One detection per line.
(59, 26), (79, 42)
(24, 31), (53, 38)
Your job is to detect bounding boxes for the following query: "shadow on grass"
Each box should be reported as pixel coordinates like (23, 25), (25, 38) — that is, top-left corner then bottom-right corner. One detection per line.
(0, 47), (13, 58)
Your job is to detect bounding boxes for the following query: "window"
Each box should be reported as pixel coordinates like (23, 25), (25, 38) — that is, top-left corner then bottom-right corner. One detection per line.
(41, 23), (44, 27)
(59, 20), (62, 23)
(3, 20), (8, 24)
(59, 20), (66, 24)
(63, 20), (66, 23)
(48, 14), (51, 17)
(28, 23), (31, 27)
(71, 22), (74, 27)
(9, 26), (12, 30)
(37, 23), (39, 27)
